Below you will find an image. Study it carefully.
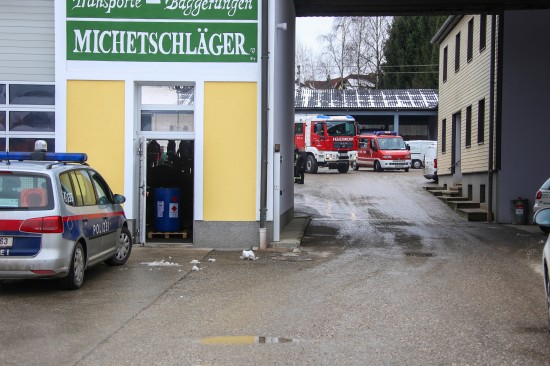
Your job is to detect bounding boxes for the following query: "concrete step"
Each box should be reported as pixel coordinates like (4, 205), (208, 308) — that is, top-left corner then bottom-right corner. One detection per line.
(425, 187), (461, 197)
(437, 196), (470, 204)
(448, 201), (481, 210)
(423, 186), (442, 192)
(440, 189), (462, 197)
(457, 208), (490, 221)
(271, 214), (311, 249)
(424, 184), (488, 221)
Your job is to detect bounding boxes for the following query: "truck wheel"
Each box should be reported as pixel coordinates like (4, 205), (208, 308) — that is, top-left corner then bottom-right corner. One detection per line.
(412, 160), (422, 169)
(374, 161), (384, 172)
(337, 164), (349, 173)
(351, 161), (359, 171)
(306, 155), (318, 174)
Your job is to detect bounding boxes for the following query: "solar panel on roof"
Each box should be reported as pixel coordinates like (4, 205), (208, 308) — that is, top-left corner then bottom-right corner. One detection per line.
(294, 88), (438, 109)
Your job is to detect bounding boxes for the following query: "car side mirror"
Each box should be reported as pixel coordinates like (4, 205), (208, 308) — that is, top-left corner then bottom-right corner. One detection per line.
(114, 194), (126, 204)
(534, 208), (550, 226)
(371, 146), (377, 152)
(406, 145), (410, 150)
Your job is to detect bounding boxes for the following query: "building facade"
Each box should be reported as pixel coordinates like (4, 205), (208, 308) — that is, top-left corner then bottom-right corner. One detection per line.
(432, 10), (550, 223)
(1, 0), (297, 248)
(432, 14), (495, 208)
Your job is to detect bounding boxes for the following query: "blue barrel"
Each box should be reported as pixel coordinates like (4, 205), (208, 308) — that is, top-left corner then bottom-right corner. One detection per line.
(154, 188), (181, 232)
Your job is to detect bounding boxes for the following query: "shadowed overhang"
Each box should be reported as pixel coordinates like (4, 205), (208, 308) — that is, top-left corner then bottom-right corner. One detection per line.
(294, 0), (550, 16)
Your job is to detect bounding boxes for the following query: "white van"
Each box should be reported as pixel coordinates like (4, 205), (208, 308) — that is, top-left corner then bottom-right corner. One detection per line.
(423, 145), (438, 183)
(406, 140), (437, 169)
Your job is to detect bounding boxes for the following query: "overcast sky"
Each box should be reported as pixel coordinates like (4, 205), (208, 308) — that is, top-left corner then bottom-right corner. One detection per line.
(295, 17), (334, 53)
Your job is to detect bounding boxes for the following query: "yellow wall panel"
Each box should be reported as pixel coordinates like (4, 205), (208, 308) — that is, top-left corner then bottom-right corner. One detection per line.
(204, 82), (257, 221)
(66, 80), (125, 195)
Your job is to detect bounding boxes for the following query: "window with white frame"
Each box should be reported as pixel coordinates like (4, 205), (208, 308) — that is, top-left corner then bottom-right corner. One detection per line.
(138, 84), (195, 132)
(0, 83), (55, 152)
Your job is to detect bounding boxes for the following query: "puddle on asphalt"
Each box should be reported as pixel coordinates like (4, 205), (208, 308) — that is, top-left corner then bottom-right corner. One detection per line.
(200, 336), (293, 345)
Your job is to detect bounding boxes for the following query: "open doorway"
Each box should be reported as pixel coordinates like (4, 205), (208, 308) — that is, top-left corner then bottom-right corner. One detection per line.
(141, 138), (194, 244)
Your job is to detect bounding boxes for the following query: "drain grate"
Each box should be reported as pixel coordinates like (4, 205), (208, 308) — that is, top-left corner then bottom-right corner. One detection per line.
(405, 252), (434, 257)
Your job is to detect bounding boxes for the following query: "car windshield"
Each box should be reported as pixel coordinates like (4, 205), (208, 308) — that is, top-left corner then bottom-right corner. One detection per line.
(378, 137), (407, 150)
(325, 121), (355, 136)
(0, 173), (53, 210)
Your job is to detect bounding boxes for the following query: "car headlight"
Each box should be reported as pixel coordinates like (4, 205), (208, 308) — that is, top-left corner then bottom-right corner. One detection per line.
(382, 155), (392, 159)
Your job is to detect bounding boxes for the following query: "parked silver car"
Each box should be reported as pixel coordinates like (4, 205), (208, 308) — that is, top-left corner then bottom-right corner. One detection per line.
(534, 208), (550, 330)
(534, 177), (550, 233)
(0, 144), (132, 289)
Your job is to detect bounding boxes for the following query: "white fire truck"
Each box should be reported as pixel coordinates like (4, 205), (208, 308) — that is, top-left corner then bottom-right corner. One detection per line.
(294, 115), (358, 174)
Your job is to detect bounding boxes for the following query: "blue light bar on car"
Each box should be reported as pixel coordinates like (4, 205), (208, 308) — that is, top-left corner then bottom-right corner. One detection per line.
(0, 151), (88, 163)
(374, 131), (397, 136)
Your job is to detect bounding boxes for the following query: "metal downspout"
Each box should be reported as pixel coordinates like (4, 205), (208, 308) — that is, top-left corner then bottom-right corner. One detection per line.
(487, 14), (497, 222)
(259, 0), (269, 234)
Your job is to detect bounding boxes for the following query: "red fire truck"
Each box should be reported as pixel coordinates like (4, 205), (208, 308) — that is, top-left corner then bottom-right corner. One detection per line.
(294, 115), (358, 174)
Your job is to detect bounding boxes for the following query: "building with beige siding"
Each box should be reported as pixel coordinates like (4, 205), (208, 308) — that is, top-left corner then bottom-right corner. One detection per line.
(432, 14), (495, 210)
(432, 10), (550, 224)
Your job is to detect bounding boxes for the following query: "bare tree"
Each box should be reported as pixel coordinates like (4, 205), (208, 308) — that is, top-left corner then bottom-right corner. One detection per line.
(319, 17), (352, 88)
(299, 16), (392, 89)
(348, 17), (370, 79)
(296, 39), (333, 88)
(295, 40), (316, 87)
(363, 16), (392, 88)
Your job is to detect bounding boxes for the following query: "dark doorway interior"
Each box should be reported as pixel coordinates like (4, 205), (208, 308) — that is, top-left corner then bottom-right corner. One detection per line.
(146, 139), (194, 243)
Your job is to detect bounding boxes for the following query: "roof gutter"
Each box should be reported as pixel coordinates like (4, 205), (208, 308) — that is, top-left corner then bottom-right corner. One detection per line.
(431, 15), (463, 45)
(488, 12), (503, 222)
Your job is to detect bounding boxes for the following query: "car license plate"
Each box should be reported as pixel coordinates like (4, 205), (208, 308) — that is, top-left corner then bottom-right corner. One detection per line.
(0, 237), (13, 248)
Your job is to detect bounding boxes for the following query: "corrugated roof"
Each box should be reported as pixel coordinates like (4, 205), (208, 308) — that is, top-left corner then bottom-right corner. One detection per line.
(295, 88), (438, 110)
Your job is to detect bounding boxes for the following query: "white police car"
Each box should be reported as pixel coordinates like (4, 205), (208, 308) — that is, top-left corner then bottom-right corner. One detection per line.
(0, 143), (132, 289)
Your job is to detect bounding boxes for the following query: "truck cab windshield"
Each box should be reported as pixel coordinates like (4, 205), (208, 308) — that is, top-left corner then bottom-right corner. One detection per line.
(378, 137), (406, 150)
(325, 122), (356, 137)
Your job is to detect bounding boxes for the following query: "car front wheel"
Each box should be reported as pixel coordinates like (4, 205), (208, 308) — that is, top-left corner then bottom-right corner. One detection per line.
(351, 161), (359, 171)
(105, 226), (133, 266)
